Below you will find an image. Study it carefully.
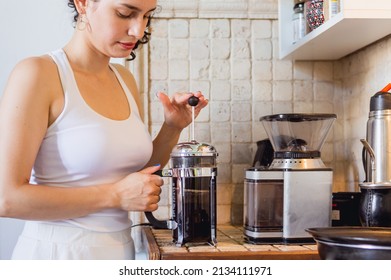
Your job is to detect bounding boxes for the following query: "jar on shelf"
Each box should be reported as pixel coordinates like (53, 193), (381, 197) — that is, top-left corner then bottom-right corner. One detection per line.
(305, 0), (325, 31)
(330, 0), (340, 16)
(292, 1), (306, 44)
(323, 0), (340, 21)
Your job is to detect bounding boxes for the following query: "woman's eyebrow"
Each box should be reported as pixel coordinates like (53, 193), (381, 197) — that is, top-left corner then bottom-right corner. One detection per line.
(119, 3), (157, 13)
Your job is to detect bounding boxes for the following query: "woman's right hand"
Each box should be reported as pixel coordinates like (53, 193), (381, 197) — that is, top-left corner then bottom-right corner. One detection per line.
(113, 165), (164, 212)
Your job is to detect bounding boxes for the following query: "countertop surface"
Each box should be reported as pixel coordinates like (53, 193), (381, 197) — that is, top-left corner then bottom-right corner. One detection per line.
(142, 225), (320, 260)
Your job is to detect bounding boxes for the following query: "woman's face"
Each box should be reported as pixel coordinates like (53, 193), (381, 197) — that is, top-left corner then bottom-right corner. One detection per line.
(84, 0), (157, 58)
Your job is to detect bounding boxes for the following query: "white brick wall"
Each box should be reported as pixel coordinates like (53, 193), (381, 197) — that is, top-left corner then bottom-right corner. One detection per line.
(156, 0), (278, 19)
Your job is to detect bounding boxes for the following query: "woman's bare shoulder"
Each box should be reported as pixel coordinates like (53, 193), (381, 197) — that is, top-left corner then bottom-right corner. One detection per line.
(2, 54), (62, 110)
(6, 55), (62, 95)
(12, 55), (58, 80)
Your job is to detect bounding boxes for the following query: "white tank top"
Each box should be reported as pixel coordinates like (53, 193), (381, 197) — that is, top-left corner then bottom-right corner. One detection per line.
(30, 49), (153, 232)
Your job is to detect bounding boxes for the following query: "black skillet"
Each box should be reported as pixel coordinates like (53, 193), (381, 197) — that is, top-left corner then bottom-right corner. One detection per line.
(306, 227), (391, 260)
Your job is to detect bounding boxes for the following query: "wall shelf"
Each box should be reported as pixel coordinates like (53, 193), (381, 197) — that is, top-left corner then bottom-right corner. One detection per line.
(279, 0), (391, 60)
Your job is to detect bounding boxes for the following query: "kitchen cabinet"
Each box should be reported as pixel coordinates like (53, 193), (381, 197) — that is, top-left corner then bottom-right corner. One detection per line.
(141, 225), (320, 260)
(279, 0), (391, 60)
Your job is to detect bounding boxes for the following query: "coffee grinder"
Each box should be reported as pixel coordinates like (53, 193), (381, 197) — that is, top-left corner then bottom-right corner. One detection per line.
(244, 113), (336, 244)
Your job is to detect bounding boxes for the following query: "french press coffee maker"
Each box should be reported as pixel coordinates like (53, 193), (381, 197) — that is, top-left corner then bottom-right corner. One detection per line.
(145, 97), (218, 246)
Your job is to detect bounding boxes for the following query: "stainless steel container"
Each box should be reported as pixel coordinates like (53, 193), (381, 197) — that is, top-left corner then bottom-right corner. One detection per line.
(360, 85), (391, 227)
(362, 92), (391, 184)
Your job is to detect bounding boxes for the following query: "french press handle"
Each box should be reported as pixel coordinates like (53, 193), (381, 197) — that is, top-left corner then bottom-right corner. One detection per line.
(144, 169), (178, 230)
(144, 212), (178, 229)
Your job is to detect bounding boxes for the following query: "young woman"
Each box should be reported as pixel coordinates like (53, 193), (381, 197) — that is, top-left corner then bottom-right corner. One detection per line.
(0, 0), (207, 259)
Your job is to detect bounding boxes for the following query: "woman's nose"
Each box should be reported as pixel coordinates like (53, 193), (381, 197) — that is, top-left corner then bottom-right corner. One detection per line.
(128, 17), (148, 40)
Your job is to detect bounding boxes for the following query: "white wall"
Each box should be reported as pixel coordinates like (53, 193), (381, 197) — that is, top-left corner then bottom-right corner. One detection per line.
(0, 0), (74, 260)
(0, 0), (74, 94)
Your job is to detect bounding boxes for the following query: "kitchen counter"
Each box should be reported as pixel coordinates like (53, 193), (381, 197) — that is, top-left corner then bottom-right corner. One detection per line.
(141, 225), (320, 260)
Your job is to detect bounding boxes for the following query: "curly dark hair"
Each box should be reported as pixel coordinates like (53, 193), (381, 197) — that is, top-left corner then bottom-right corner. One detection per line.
(67, 0), (152, 61)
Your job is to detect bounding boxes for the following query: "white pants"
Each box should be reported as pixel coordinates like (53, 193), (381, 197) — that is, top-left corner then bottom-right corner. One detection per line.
(11, 222), (135, 260)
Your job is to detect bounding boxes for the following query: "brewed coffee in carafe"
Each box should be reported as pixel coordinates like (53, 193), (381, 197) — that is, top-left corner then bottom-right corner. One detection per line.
(170, 152), (217, 245)
(172, 178), (212, 242)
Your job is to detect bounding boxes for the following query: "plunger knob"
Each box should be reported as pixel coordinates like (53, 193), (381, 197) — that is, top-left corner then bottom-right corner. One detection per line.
(188, 96), (199, 107)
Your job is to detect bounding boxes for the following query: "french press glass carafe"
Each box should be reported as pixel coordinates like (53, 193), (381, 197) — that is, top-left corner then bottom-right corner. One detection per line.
(145, 96), (218, 246)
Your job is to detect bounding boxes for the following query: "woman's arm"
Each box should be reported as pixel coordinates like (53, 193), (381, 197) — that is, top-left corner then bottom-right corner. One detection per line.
(0, 58), (162, 220)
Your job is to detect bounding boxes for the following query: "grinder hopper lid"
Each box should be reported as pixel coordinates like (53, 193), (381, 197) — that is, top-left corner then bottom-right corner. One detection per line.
(260, 113), (336, 153)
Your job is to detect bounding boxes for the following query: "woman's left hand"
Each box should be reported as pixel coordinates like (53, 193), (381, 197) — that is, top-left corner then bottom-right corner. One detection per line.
(156, 91), (208, 131)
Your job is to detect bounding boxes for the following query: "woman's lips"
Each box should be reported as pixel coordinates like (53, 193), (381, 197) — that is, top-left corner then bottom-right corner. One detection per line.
(118, 42), (135, 50)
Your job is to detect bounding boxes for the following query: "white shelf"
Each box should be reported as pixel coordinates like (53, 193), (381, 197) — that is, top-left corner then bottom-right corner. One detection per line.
(279, 0), (391, 60)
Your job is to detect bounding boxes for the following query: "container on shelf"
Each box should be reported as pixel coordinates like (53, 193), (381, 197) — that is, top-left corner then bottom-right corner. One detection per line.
(292, 1), (306, 44)
(324, 0), (340, 21)
(305, 0), (325, 31)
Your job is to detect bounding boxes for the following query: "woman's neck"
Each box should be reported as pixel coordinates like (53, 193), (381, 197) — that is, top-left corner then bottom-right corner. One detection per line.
(63, 32), (111, 76)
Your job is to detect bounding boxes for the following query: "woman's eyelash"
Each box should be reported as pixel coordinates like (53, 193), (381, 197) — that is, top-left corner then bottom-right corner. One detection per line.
(117, 12), (133, 18)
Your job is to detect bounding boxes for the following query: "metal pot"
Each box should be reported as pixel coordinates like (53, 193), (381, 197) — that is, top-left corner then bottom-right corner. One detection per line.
(306, 227), (391, 260)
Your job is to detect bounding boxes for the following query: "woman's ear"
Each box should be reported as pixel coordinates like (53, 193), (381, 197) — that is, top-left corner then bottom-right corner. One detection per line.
(73, 0), (89, 14)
